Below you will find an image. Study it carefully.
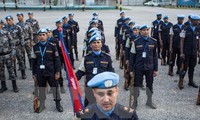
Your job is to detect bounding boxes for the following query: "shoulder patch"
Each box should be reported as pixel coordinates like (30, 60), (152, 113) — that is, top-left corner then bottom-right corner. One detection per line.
(49, 42), (56, 46)
(134, 37), (141, 42)
(102, 52), (111, 57)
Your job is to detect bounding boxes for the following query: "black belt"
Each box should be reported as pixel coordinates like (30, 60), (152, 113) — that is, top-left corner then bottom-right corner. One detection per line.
(0, 51), (11, 56)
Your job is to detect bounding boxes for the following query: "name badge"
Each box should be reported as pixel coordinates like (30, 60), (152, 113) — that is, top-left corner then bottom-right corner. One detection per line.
(40, 65), (45, 69)
(93, 68), (98, 74)
(142, 52), (147, 58)
(196, 36), (199, 39)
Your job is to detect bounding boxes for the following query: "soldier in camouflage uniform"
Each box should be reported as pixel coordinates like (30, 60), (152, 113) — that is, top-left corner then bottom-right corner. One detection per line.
(26, 12), (40, 44)
(16, 12), (33, 70)
(4, 15), (26, 79)
(0, 20), (19, 93)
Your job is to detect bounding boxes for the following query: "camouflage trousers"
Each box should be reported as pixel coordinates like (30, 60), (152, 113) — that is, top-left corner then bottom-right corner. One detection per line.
(14, 45), (26, 71)
(22, 40), (32, 65)
(0, 54), (16, 81)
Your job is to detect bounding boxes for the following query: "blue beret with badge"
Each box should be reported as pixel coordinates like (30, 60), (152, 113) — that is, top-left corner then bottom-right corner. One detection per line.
(87, 72), (119, 89)
(69, 13), (74, 16)
(91, 31), (101, 37)
(190, 15), (200, 20)
(140, 24), (149, 30)
(132, 25), (140, 29)
(120, 11), (125, 15)
(46, 27), (52, 32)
(28, 11), (33, 15)
(55, 19), (63, 24)
(128, 21), (135, 26)
(90, 20), (98, 25)
(16, 12), (24, 16)
(88, 27), (99, 34)
(156, 13), (162, 16)
(163, 15), (168, 19)
(37, 28), (47, 34)
(88, 34), (102, 44)
(93, 12), (99, 16)
(177, 14), (185, 19)
(5, 15), (13, 20)
(124, 17), (131, 21)
(62, 16), (67, 20)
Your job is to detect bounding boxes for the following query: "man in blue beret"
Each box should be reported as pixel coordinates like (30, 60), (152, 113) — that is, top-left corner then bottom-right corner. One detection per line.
(16, 12), (33, 70)
(68, 13), (80, 61)
(78, 72), (138, 120)
(151, 13), (164, 59)
(26, 12), (40, 44)
(158, 15), (173, 66)
(178, 15), (200, 89)
(91, 12), (104, 32)
(32, 28), (63, 113)
(130, 25), (158, 110)
(168, 15), (185, 76)
(76, 34), (114, 107)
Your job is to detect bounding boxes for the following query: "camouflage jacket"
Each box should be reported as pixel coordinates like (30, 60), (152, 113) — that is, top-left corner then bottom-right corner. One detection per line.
(16, 22), (33, 40)
(26, 18), (40, 34)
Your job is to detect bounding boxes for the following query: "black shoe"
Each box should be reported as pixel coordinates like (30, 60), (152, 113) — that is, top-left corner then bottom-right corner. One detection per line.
(146, 102), (157, 109)
(133, 101), (138, 110)
(12, 80), (19, 92)
(21, 70), (27, 79)
(0, 87), (8, 93)
(56, 101), (63, 112)
(35, 104), (46, 113)
(188, 82), (198, 88)
(60, 87), (66, 93)
(176, 71), (180, 75)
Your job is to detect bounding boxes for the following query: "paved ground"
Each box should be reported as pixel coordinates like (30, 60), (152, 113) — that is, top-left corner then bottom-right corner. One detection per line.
(0, 6), (200, 120)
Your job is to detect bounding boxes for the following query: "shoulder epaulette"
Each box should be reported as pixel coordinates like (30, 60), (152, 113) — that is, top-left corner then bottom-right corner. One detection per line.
(49, 42), (56, 46)
(150, 37), (157, 41)
(134, 37), (141, 42)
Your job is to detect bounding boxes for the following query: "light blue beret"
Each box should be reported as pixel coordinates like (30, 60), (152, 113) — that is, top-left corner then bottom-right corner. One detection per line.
(132, 25), (140, 29)
(91, 31), (101, 37)
(140, 24), (149, 30)
(46, 27), (52, 32)
(16, 12), (24, 16)
(191, 15), (200, 20)
(5, 15), (13, 20)
(120, 11), (125, 15)
(177, 15), (185, 19)
(88, 34), (102, 44)
(156, 13), (162, 16)
(163, 15), (168, 19)
(88, 27), (99, 34)
(55, 19), (63, 24)
(93, 12), (98, 16)
(87, 72), (119, 88)
(37, 28), (47, 34)
(128, 21), (135, 26)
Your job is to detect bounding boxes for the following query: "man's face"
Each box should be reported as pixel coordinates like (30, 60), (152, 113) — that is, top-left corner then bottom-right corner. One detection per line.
(63, 18), (68, 24)
(178, 18), (184, 24)
(91, 23), (98, 28)
(90, 40), (102, 51)
(6, 18), (14, 25)
(17, 15), (24, 22)
(39, 33), (48, 42)
(56, 22), (63, 28)
(120, 13), (125, 18)
(157, 15), (162, 20)
(191, 19), (199, 26)
(140, 28), (150, 36)
(28, 14), (33, 19)
(164, 18), (168, 23)
(69, 16), (73, 20)
(93, 87), (119, 111)
(133, 29), (139, 36)
(47, 31), (52, 37)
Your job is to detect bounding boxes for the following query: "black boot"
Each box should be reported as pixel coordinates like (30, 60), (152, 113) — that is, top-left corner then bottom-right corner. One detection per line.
(55, 100), (63, 112)
(132, 87), (139, 110)
(12, 80), (19, 92)
(21, 70), (27, 79)
(0, 81), (8, 93)
(35, 102), (46, 113)
(14, 68), (17, 77)
(29, 60), (32, 70)
(188, 74), (198, 88)
(60, 83), (66, 94)
(146, 89), (157, 109)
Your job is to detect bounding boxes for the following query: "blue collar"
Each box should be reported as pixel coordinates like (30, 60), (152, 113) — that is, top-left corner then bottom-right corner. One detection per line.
(164, 22), (168, 26)
(142, 36), (149, 41)
(177, 24), (183, 29)
(92, 50), (101, 56)
(157, 20), (161, 24)
(190, 25), (195, 32)
(40, 41), (47, 46)
(96, 104), (115, 117)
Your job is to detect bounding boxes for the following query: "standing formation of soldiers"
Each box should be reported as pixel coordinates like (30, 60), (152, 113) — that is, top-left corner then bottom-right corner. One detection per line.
(0, 11), (200, 117)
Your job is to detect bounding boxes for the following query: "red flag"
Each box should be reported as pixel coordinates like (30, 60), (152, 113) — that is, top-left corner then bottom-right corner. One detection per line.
(58, 29), (83, 114)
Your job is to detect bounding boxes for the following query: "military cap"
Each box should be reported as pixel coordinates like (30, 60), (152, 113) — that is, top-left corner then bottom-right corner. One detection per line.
(5, 15), (13, 20)
(55, 19), (63, 24)
(140, 24), (150, 30)
(90, 20), (98, 25)
(46, 27), (52, 32)
(177, 15), (185, 19)
(120, 11), (125, 15)
(124, 17), (131, 21)
(128, 21), (135, 26)
(88, 27), (99, 34)
(16, 12), (24, 16)
(156, 13), (162, 16)
(68, 13), (74, 16)
(188, 14), (193, 19)
(0, 19), (4, 24)
(93, 12), (99, 16)
(91, 31), (101, 37)
(132, 25), (140, 29)
(28, 12), (33, 15)
(190, 15), (200, 20)
(37, 28), (47, 34)
(87, 72), (119, 88)
(163, 15), (168, 19)
(88, 34), (102, 44)
(62, 16), (67, 20)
